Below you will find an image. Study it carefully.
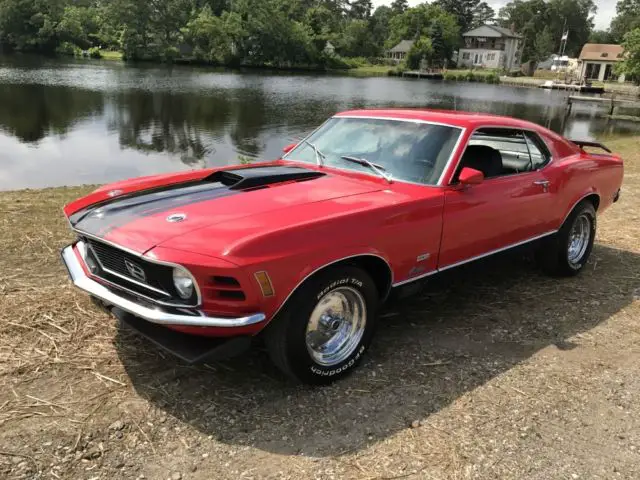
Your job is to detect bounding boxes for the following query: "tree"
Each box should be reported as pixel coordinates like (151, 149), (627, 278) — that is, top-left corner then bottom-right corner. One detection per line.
(610, 0), (640, 43)
(338, 19), (378, 57)
(0, 0), (67, 52)
(369, 5), (392, 47)
(499, 0), (596, 61)
(435, 0), (480, 34)
(387, 3), (460, 52)
(472, 1), (495, 28)
(406, 35), (432, 69)
(589, 30), (615, 44)
(183, 5), (243, 64)
(390, 0), (408, 15)
(533, 26), (555, 62)
(616, 27), (640, 84)
(349, 0), (372, 20)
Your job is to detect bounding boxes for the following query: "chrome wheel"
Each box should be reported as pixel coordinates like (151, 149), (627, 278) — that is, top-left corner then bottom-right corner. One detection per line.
(305, 286), (367, 367)
(567, 213), (591, 266)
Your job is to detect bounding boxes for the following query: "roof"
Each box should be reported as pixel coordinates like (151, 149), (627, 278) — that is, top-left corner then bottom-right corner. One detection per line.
(463, 25), (521, 39)
(389, 40), (415, 53)
(334, 108), (547, 131)
(579, 44), (624, 61)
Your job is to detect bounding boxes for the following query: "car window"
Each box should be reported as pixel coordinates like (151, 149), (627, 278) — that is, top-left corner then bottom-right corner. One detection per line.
(458, 128), (550, 180)
(285, 117), (462, 185)
(524, 131), (551, 169)
(468, 129), (532, 175)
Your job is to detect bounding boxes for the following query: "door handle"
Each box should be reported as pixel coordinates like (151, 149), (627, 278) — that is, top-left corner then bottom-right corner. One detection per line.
(533, 180), (550, 191)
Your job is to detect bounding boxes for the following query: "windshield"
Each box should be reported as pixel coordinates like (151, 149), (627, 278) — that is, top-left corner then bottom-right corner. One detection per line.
(284, 117), (462, 185)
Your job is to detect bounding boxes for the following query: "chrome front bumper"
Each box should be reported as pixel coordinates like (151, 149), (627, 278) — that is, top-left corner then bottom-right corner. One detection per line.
(61, 245), (267, 328)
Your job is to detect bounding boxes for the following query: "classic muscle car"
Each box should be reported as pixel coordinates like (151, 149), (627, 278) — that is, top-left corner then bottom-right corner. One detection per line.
(61, 109), (623, 384)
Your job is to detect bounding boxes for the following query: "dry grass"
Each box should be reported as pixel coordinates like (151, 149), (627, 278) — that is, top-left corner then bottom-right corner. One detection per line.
(0, 138), (639, 479)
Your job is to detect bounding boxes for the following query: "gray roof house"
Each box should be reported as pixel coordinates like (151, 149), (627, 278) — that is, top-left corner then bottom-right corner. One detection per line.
(388, 40), (414, 63)
(457, 24), (523, 71)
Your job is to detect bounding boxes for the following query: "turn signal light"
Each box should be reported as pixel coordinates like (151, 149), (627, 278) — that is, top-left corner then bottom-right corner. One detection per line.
(254, 271), (274, 297)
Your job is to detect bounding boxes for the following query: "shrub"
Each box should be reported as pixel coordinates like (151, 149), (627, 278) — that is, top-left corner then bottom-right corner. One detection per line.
(484, 72), (500, 84)
(56, 42), (82, 57)
(88, 47), (102, 59)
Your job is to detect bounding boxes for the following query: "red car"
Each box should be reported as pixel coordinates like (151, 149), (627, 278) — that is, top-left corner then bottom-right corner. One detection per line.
(61, 109), (623, 384)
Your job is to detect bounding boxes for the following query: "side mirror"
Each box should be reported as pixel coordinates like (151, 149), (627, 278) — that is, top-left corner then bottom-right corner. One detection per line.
(458, 167), (484, 186)
(282, 143), (297, 154)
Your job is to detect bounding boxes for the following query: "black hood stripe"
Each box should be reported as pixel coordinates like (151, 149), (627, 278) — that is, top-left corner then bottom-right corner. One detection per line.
(71, 182), (239, 238)
(69, 165), (326, 239)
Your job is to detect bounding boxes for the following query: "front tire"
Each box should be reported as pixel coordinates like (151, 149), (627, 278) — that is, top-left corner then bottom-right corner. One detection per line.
(537, 200), (596, 277)
(264, 266), (378, 385)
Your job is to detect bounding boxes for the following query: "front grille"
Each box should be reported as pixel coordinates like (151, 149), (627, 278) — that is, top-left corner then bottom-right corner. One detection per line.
(83, 238), (197, 306)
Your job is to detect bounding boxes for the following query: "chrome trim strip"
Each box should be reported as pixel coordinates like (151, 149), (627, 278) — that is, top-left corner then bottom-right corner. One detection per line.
(438, 230), (557, 272)
(62, 245), (266, 328)
(334, 115), (463, 129)
(392, 269), (439, 287)
(437, 126), (467, 186)
(77, 241), (200, 308)
(392, 230), (557, 287)
(85, 242), (173, 298)
(442, 125), (554, 186)
(270, 253), (394, 320)
(74, 229), (203, 307)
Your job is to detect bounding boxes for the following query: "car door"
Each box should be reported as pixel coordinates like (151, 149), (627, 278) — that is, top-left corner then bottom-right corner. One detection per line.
(437, 128), (555, 269)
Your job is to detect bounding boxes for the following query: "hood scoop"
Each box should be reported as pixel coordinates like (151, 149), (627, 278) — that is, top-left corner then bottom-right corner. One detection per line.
(208, 166), (325, 190)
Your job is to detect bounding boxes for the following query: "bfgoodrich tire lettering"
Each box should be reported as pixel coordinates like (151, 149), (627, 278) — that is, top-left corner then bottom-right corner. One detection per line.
(264, 266), (378, 385)
(537, 200), (596, 277)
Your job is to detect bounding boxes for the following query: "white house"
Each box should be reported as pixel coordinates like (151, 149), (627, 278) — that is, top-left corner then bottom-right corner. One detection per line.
(578, 44), (626, 82)
(457, 25), (522, 71)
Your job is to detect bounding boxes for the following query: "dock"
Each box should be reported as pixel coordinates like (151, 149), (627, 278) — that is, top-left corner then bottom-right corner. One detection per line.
(400, 71), (444, 80)
(566, 95), (640, 116)
(539, 81), (604, 94)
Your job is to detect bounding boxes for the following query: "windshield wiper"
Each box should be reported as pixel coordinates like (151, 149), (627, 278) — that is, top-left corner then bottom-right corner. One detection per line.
(340, 156), (393, 183)
(304, 140), (326, 167)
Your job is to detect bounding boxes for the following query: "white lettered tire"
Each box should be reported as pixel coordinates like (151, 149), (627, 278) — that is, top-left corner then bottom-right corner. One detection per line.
(264, 266), (378, 385)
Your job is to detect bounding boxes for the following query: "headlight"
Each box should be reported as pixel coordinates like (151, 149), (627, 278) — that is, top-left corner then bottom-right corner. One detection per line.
(173, 267), (195, 299)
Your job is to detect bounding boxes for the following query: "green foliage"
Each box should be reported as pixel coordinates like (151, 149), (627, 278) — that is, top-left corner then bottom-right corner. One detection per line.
(386, 3), (460, 65)
(406, 36), (433, 69)
(55, 41), (81, 56)
(435, 0), (491, 34)
(87, 46), (101, 58)
(534, 27), (555, 62)
(610, 0), (640, 43)
(498, 0), (596, 62)
(0, 0), (594, 76)
(616, 28), (640, 84)
(589, 30), (615, 44)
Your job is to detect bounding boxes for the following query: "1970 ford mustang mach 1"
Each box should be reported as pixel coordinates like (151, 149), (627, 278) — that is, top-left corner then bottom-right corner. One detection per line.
(61, 109), (623, 384)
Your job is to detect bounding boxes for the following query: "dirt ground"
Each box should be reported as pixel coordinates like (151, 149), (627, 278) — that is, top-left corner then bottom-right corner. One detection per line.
(1, 137), (639, 480)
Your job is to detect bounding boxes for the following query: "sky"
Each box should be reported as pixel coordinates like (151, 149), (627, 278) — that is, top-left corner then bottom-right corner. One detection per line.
(371, 0), (617, 31)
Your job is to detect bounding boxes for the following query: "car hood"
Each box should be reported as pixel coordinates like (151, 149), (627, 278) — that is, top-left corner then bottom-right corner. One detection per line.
(67, 165), (384, 254)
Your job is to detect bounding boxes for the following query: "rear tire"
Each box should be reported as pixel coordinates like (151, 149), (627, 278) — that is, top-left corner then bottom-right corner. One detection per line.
(536, 200), (596, 277)
(264, 266), (378, 385)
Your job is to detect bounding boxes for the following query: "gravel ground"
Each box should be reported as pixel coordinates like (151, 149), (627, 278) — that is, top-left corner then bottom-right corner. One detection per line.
(0, 137), (638, 479)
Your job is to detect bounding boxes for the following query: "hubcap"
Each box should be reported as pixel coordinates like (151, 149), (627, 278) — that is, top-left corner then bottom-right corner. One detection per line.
(305, 286), (367, 367)
(567, 213), (591, 266)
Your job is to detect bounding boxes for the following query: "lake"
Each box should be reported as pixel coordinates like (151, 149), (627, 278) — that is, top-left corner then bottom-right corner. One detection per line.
(1, 55), (638, 190)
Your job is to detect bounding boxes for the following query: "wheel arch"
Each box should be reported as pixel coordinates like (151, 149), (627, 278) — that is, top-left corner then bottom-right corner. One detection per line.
(560, 191), (600, 227)
(269, 254), (393, 321)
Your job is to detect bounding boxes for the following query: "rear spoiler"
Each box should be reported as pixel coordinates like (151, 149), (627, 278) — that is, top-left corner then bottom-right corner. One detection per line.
(569, 140), (612, 153)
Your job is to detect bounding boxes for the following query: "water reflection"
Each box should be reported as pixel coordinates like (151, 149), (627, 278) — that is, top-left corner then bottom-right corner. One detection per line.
(0, 57), (638, 190)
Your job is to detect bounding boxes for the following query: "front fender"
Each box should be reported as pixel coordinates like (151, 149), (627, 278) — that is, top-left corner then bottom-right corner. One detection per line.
(253, 246), (393, 323)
